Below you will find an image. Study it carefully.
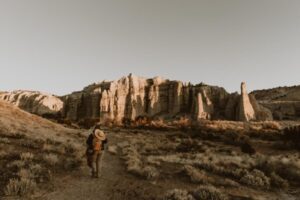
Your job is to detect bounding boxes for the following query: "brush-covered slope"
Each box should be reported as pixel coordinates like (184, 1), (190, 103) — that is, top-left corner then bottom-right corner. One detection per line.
(0, 100), (83, 198)
(252, 85), (300, 120)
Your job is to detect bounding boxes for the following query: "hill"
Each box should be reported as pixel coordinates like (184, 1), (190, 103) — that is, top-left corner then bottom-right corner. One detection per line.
(252, 85), (300, 120)
(0, 100), (84, 198)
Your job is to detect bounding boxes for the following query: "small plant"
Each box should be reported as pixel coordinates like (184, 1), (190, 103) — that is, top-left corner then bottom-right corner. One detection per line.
(7, 160), (26, 169)
(17, 169), (32, 179)
(0, 137), (10, 144)
(192, 185), (228, 200)
(240, 169), (270, 188)
(143, 166), (160, 180)
(183, 165), (207, 184)
(44, 153), (59, 166)
(20, 152), (34, 161)
(163, 189), (195, 200)
(4, 178), (37, 196)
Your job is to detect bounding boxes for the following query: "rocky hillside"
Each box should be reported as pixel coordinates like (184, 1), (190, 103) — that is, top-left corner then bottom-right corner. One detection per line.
(252, 85), (300, 120)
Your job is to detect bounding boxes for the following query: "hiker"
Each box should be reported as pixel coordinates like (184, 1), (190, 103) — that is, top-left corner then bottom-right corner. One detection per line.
(86, 127), (108, 178)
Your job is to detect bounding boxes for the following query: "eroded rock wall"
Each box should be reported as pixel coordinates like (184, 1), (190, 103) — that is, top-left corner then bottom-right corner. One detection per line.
(0, 75), (272, 123)
(0, 90), (63, 117)
(61, 75), (267, 123)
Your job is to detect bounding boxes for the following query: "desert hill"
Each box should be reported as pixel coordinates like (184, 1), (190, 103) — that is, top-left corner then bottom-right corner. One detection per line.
(252, 85), (300, 120)
(0, 100), (83, 198)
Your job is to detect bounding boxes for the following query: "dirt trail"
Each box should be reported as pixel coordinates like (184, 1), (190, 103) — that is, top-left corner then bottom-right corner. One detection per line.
(43, 152), (122, 200)
(42, 133), (155, 200)
(42, 133), (128, 200)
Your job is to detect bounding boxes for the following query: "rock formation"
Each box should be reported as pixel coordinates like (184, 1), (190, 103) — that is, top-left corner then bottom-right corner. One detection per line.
(0, 74), (273, 124)
(0, 90), (63, 117)
(60, 75), (270, 124)
(237, 82), (256, 121)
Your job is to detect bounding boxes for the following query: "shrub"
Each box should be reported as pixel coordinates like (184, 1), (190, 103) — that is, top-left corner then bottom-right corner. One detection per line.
(4, 178), (37, 196)
(143, 166), (160, 180)
(7, 160), (26, 169)
(255, 155), (300, 182)
(133, 116), (152, 127)
(192, 185), (228, 200)
(20, 152), (34, 161)
(163, 189), (195, 200)
(44, 154), (59, 166)
(17, 169), (32, 179)
(240, 169), (270, 188)
(172, 117), (192, 129)
(183, 165), (207, 184)
(0, 137), (10, 144)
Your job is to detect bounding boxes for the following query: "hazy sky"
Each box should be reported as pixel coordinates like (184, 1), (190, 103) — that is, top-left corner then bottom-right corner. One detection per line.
(1, 0), (300, 95)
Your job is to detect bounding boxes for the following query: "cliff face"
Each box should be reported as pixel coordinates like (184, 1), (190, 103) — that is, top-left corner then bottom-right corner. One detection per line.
(251, 85), (300, 120)
(0, 75), (272, 123)
(0, 90), (63, 117)
(60, 74), (270, 123)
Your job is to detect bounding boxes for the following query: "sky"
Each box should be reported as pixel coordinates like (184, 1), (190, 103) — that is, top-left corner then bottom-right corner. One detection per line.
(1, 0), (300, 95)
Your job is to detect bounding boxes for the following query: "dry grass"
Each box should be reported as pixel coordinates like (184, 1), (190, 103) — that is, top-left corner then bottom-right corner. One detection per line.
(239, 169), (270, 188)
(121, 142), (160, 180)
(44, 153), (59, 166)
(163, 189), (195, 200)
(113, 127), (300, 199)
(4, 178), (37, 197)
(163, 185), (228, 200)
(192, 185), (228, 200)
(0, 133), (83, 197)
(183, 165), (209, 184)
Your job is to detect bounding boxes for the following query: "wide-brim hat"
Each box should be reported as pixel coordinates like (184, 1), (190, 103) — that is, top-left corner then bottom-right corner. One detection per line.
(94, 129), (106, 141)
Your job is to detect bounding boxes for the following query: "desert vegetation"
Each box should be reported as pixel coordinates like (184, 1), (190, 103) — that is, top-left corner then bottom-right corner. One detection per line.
(0, 101), (85, 199)
(0, 130), (83, 198)
(107, 120), (300, 200)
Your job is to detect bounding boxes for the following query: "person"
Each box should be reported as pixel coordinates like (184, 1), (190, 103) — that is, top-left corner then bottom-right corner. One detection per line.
(86, 126), (108, 178)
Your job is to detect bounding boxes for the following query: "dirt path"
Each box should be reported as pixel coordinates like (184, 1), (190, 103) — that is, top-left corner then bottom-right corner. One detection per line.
(42, 137), (128, 200)
(43, 153), (127, 200)
(41, 132), (156, 200)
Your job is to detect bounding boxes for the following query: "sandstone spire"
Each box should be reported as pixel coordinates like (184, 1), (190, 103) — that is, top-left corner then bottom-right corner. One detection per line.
(238, 82), (256, 121)
(195, 92), (213, 120)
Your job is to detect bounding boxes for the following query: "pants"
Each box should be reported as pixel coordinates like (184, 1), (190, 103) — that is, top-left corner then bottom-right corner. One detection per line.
(87, 150), (102, 176)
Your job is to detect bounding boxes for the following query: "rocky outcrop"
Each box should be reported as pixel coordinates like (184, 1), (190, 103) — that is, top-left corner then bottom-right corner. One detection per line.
(61, 74), (270, 124)
(0, 75), (273, 124)
(237, 82), (256, 121)
(0, 90), (63, 117)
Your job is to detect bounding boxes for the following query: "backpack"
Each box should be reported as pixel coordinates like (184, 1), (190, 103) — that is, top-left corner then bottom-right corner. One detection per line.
(93, 138), (102, 151)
